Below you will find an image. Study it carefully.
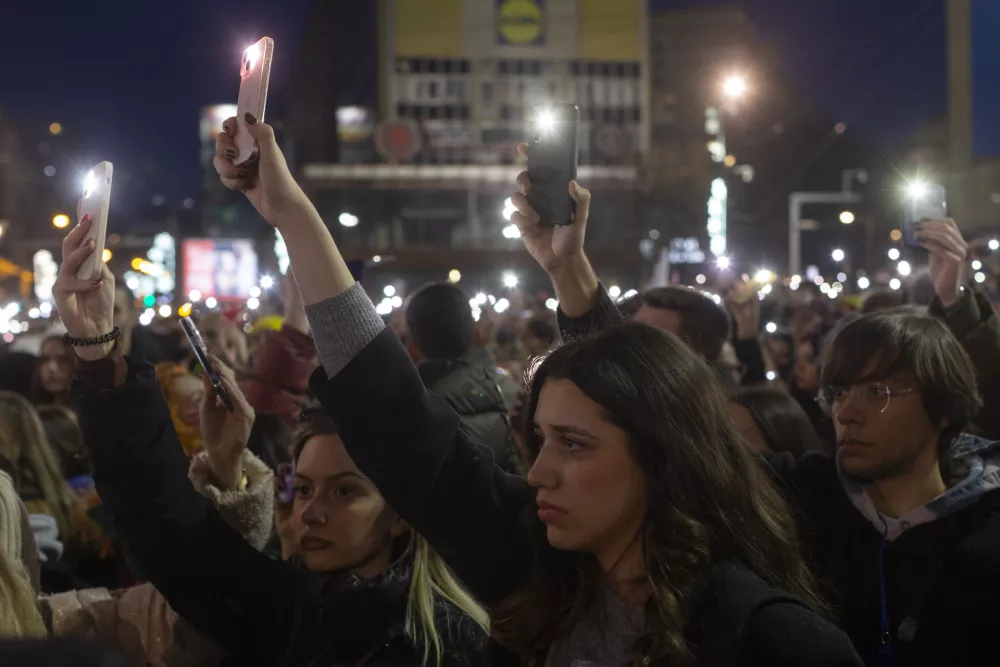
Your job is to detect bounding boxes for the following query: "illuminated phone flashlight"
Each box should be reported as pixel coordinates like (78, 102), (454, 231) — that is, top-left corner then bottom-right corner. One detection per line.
(83, 170), (97, 199)
(536, 108), (556, 133)
(244, 43), (259, 69)
(905, 180), (928, 199)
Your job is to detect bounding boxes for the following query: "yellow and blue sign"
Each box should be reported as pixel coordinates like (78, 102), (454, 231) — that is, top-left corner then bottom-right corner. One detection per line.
(497, 0), (545, 46)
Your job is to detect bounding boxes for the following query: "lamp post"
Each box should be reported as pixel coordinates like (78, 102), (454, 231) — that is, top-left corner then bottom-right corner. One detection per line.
(788, 169), (867, 276)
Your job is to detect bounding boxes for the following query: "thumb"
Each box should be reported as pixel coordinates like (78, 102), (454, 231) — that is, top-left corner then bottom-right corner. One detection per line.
(200, 371), (215, 410)
(243, 114), (277, 156)
(570, 181), (591, 213)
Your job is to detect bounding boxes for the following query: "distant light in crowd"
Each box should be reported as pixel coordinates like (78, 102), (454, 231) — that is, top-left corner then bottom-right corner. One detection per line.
(545, 298), (558, 311)
(28, 308), (40, 319)
(766, 370), (777, 381)
(338, 212), (359, 228)
(828, 290), (838, 300)
(139, 311), (154, 327)
(649, 229), (660, 240)
(183, 198), (195, 209)
(390, 296), (403, 308)
(376, 300), (393, 316)
(990, 239), (1000, 251)
(608, 285), (622, 298)
(49, 122), (62, 135)
(820, 283), (831, 294)
(837, 272), (847, 282)
(126, 276), (140, 291)
(888, 248), (900, 260)
(831, 248), (845, 262)
(972, 260), (983, 271)
(723, 154), (736, 168)
(975, 272), (987, 284)
(249, 286), (261, 298)
(814, 275), (824, 285)
(448, 269), (461, 283)
(495, 298), (510, 313)
(488, 295), (496, 305)
(503, 197), (517, 221)
(890, 229), (902, 242)
(475, 293), (487, 305)
(897, 260), (911, 277)
(712, 294), (723, 305)
(158, 305), (172, 318)
(623, 289), (639, 300)
(754, 269), (774, 284)
(247, 297), (260, 310)
(858, 276), (870, 290)
(52, 213), (70, 229)
(833, 282), (844, 291)
(889, 278), (901, 291)
(102, 249), (112, 263)
(765, 322), (777, 333)
(44, 165), (56, 177)
(716, 256), (731, 270)
(177, 303), (193, 318)
(260, 275), (274, 289)
(722, 75), (747, 99)
(789, 281), (800, 291)
(39, 302), (52, 316)
(834, 122), (847, 134)
(839, 211), (855, 224)
(502, 224), (521, 239)
(372, 255), (382, 263)
(383, 285), (396, 297)
(503, 272), (518, 288)
(205, 297), (218, 309)
(189, 290), (202, 302)
(695, 274), (706, 284)
(905, 180), (929, 199)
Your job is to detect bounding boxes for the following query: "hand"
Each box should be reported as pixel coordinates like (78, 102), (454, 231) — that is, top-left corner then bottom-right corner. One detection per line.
(726, 284), (760, 340)
(213, 114), (311, 226)
(200, 355), (255, 490)
(52, 215), (116, 361)
(510, 143), (590, 276)
(916, 218), (968, 308)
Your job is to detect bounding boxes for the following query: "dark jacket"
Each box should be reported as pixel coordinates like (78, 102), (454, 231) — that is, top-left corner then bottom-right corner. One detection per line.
(418, 347), (524, 476)
(71, 358), (486, 667)
(305, 288), (862, 666)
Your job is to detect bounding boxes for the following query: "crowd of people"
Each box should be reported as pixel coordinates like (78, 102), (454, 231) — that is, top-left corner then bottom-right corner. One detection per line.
(0, 112), (998, 667)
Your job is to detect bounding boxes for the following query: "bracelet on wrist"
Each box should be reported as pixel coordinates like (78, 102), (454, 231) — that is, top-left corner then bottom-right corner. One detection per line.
(63, 327), (121, 348)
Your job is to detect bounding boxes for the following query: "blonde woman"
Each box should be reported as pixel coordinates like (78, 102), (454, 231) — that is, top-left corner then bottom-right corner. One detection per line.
(0, 392), (81, 549)
(51, 218), (489, 666)
(0, 469), (45, 638)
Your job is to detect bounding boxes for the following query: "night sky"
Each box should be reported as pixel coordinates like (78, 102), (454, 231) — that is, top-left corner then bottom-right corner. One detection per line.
(2, 0), (945, 203)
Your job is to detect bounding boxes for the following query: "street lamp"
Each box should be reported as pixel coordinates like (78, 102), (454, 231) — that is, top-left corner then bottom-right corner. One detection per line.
(722, 75), (747, 99)
(831, 248), (845, 263)
(338, 212), (359, 228)
(52, 214), (70, 229)
(839, 211), (855, 224)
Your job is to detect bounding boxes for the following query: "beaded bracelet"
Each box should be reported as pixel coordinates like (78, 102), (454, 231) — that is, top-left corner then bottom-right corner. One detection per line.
(63, 326), (122, 348)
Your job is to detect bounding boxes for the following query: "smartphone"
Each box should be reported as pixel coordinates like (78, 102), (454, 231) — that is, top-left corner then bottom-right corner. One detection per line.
(179, 316), (234, 412)
(76, 162), (113, 281)
(234, 37), (274, 166)
(527, 104), (580, 226)
(902, 183), (946, 247)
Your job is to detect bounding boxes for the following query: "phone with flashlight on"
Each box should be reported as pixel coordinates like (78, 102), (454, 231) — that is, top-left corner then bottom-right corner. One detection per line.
(902, 182), (946, 247)
(527, 104), (580, 226)
(179, 316), (235, 412)
(234, 36), (274, 166)
(76, 162), (113, 281)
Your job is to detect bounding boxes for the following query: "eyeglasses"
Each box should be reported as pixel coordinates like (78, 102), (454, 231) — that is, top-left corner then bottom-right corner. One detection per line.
(816, 381), (914, 417)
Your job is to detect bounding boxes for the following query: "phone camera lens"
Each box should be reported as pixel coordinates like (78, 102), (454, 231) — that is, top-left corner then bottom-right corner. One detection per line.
(532, 131), (542, 143)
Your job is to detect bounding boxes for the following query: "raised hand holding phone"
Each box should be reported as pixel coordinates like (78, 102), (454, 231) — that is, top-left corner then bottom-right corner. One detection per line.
(234, 37), (274, 166)
(199, 354), (255, 490)
(75, 162), (113, 281)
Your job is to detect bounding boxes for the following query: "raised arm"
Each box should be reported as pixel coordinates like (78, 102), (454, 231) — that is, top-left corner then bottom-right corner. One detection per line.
(213, 116), (538, 605)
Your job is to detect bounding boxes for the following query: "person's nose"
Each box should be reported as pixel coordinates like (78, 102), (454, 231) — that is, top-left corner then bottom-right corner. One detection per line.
(526, 442), (558, 490)
(836, 388), (865, 426)
(298, 497), (327, 527)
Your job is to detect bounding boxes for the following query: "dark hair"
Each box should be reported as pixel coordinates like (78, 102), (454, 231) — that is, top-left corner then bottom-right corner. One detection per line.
(861, 289), (905, 314)
(293, 408), (339, 462)
(405, 283), (475, 360)
(30, 336), (73, 405)
(493, 323), (824, 666)
(639, 287), (730, 362)
(524, 318), (556, 346)
(821, 309), (982, 468)
(729, 388), (825, 457)
(36, 405), (92, 479)
(248, 413), (294, 474)
(0, 352), (38, 397)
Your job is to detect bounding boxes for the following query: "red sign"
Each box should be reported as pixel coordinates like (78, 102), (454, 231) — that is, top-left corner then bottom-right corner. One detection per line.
(374, 119), (422, 162)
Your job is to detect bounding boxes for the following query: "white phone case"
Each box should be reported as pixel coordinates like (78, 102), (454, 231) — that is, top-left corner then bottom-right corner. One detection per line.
(234, 37), (274, 166)
(76, 161), (113, 281)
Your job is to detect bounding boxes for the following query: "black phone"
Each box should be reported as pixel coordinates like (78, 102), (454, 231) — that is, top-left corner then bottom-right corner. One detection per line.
(902, 183), (947, 247)
(527, 104), (580, 226)
(179, 316), (234, 412)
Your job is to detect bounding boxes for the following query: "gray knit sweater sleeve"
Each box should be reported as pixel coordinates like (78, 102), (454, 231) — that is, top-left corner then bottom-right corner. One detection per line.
(304, 283), (386, 377)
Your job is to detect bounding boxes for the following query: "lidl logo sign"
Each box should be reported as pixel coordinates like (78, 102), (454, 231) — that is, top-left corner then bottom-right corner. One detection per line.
(497, 0), (545, 45)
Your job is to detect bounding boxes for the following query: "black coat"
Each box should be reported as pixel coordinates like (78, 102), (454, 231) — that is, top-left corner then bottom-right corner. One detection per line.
(71, 360), (486, 667)
(308, 326), (862, 667)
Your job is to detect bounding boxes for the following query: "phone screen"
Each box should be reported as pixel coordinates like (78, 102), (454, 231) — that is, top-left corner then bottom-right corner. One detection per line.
(902, 184), (947, 247)
(527, 104), (580, 226)
(179, 316), (234, 411)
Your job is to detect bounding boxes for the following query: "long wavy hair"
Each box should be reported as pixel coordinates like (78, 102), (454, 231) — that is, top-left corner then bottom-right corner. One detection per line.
(492, 323), (825, 666)
(0, 391), (79, 543)
(293, 413), (489, 666)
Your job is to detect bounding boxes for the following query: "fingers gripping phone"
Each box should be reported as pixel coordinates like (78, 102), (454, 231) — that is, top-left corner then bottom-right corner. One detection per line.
(902, 183), (946, 247)
(76, 162), (113, 281)
(527, 104), (580, 226)
(235, 36), (274, 166)
(180, 316), (235, 412)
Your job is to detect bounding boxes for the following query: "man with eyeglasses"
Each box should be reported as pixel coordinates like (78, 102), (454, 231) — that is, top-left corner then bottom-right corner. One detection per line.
(770, 218), (1000, 667)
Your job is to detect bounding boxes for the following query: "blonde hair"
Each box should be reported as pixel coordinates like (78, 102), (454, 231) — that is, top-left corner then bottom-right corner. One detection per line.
(405, 536), (489, 666)
(0, 392), (79, 543)
(0, 547), (45, 638)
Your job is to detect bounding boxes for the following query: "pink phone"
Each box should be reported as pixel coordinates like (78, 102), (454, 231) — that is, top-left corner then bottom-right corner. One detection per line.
(234, 37), (274, 166)
(76, 162), (113, 281)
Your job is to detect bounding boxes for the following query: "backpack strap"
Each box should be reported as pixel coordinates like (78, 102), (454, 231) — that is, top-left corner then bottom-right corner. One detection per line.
(689, 561), (808, 667)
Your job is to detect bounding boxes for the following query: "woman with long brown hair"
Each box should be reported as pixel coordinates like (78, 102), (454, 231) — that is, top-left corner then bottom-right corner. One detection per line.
(210, 116), (861, 666)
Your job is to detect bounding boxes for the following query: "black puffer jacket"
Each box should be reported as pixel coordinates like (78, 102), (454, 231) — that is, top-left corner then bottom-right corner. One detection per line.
(71, 357), (487, 667)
